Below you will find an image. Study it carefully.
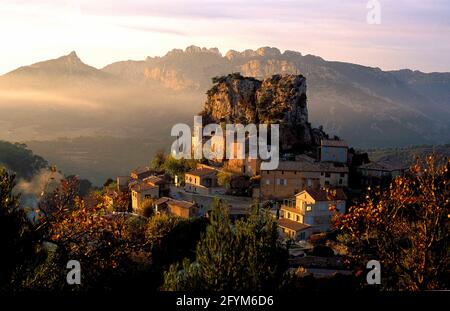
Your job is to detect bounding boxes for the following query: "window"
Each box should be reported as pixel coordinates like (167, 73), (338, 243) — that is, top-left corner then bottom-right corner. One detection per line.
(277, 178), (287, 186)
(288, 212), (291, 219)
(306, 205), (312, 212)
(296, 215), (300, 222)
(325, 181), (330, 186)
(265, 179), (270, 185)
(325, 172), (331, 178)
(281, 170), (284, 175)
(339, 179), (343, 185)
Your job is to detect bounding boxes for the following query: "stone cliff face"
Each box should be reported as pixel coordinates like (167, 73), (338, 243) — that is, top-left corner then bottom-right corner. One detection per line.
(201, 73), (327, 151)
(202, 74), (261, 124)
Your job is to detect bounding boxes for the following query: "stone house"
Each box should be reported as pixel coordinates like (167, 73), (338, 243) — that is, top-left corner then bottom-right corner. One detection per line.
(260, 159), (348, 200)
(154, 197), (199, 219)
(143, 175), (170, 197)
(226, 157), (261, 177)
(278, 188), (346, 240)
(130, 166), (153, 180)
(320, 139), (348, 163)
(131, 182), (159, 213)
(184, 167), (218, 195)
(357, 159), (407, 187)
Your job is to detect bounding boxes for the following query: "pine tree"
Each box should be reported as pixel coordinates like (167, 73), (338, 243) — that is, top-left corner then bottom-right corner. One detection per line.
(162, 198), (288, 291)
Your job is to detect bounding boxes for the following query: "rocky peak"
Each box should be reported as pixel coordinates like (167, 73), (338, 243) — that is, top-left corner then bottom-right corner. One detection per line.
(201, 73), (327, 151)
(183, 45), (221, 55)
(256, 47), (281, 57)
(60, 51), (82, 65)
(68, 51), (78, 58)
(225, 47), (282, 61)
(164, 48), (184, 57)
(207, 47), (221, 55)
(185, 45), (203, 53)
(225, 49), (240, 61)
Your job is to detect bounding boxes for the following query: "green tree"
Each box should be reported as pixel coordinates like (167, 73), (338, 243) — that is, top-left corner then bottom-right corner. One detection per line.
(0, 167), (37, 289)
(162, 199), (288, 291)
(0, 141), (48, 180)
(151, 150), (166, 170)
(146, 214), (206, 267)
(217, 170), (232, 189)
(162, 155), (197, 181)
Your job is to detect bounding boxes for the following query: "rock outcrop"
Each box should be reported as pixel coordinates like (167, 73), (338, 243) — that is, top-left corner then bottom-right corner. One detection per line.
(201, 73), (327, 151)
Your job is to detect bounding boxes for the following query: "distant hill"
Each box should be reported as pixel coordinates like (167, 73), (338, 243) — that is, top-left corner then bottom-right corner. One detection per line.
(364, 144), (450, 168)
(1, 51), (119, 90)
(0, 141), (48, 179)
(104, 46), (450, 147)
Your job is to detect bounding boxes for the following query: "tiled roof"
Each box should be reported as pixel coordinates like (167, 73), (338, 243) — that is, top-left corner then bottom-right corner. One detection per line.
(167, 200), (196, 209)
(278, 218), (310, 232)
(267, 160), (348, 173)
(132, 166), (151, 175)
(144, 175), (164, 185)
(154, 197), (195, 209)
(280, 206), (302, 214)
(297, 188), (347, 201)
(294, 154), (316, 162)
(321, 139), (348, 148)
(154, 197), (171, 205)
(358, 159), (407, 172)
(131, 182), (158, 193)
(186, 167), (217, 177)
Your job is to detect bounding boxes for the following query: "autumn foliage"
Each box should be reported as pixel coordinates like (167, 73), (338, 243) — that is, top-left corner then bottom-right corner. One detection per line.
(336, 155), (449, 290)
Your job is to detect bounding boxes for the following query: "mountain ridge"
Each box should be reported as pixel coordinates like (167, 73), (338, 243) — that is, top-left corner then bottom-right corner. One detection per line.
(1, 46), (449, 148)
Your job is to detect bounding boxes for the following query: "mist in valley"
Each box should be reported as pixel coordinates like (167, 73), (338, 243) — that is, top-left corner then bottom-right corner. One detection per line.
(1, 47), (450, 185)
(0, 84), (203, 185)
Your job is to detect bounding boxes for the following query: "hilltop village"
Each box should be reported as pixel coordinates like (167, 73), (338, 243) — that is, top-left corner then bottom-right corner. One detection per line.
(104, 73), (407, 273)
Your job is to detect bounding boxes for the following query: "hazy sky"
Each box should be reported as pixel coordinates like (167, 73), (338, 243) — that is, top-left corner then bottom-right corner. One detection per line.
(1, 0), (449, 74)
